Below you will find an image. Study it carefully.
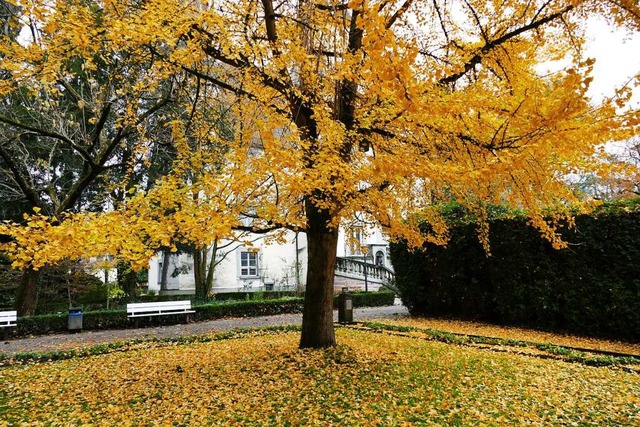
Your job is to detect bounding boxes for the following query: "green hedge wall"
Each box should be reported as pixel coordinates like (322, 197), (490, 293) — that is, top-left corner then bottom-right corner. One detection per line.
(346, 290), (396, 307)
(133, 290), (300, 304)
(390, 202), (640, 341)
(10, 290), (395, 338)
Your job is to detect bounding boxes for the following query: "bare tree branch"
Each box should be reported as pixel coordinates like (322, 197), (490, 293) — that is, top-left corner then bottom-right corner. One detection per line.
(0, 139), (46, 210)
(439, 5), (573, 86)
(0, 114), (97, 167)
(385, 0), (413, 29)
(314, 2), (349, 11)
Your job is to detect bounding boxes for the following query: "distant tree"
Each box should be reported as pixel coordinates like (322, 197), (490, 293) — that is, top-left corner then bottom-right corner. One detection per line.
(0, 2), (181, 314)
(571, 137), (640, 200)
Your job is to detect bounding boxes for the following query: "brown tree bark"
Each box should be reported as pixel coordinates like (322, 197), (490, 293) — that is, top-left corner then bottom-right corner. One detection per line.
(204, 239), (218, 297)
(299, 199), (339, 349)
(14, 267), (40, 316)
(160, 249), (170, 293)
(193, 247), (204, 299)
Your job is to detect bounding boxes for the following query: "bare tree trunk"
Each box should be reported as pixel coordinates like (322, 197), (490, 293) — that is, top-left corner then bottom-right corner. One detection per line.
(15, 268), (40, 316)
(194, 246), (209, 299)
(204, 239), (218, 297)
(160, 250), (170, 292)
(193, 248), (202, 298)
(300, 200), (338, 348)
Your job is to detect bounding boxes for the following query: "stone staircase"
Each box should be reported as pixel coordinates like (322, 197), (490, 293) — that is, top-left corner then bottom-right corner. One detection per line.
(334, 257), (397, 293)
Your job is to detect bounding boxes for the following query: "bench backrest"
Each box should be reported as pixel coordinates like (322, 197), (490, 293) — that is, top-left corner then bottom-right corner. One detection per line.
(0, 310), (17, 327)
(127, 300), (192, 314)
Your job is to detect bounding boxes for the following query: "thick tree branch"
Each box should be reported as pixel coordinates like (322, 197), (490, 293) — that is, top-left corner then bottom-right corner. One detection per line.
(314, 2), (349, 11)
(0, 140), (46, 209)
(180, 64), (291, 116)
(0, 114), (97, 167)
(385, 0), (413, 29)
(233, 222), (306, 233)
(337, 8), (364, 155)
(56, 79), (83, 103)
(89, 101), (112, 150)
(261, 0), (279, 45)
(439, 5), (573, 86)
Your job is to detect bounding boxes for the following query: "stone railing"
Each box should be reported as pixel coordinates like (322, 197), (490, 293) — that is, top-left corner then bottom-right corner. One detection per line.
(335, 257), (395, 289)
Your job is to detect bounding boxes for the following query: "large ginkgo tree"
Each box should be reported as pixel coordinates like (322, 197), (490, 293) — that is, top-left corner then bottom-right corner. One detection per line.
(1, 0), (639, 347)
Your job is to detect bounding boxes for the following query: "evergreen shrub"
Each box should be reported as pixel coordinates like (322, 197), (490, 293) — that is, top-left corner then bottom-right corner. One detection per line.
(343, 290), (396, 307)
(390, 199), (640, 340)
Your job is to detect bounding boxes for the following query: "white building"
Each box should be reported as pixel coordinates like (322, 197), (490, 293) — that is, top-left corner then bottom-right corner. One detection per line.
(147, 224), (394, 295)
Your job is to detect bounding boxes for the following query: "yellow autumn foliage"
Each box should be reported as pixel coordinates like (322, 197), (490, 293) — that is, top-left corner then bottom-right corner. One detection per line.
(1, 0), (639, 270)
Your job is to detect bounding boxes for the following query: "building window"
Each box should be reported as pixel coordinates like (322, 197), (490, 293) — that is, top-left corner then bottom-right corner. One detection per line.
(239, 251), (259, 277)
(375, 251), (385, 267)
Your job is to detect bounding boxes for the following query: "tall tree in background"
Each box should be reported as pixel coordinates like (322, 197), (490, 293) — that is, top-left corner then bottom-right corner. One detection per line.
(0, 1), (182, 314)
(2, 0), (640, 346)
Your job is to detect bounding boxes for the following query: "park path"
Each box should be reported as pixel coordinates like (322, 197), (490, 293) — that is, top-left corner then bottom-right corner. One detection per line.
(1, 305), (409, 357)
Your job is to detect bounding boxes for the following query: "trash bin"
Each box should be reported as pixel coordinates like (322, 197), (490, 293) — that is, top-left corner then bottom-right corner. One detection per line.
(338, 288), (353, 324)
(68, 307), (83, 332)
(264, 280), (274, 291)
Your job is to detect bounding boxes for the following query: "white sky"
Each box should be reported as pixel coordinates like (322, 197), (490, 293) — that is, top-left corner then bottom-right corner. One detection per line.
(584, 18), (640, 106)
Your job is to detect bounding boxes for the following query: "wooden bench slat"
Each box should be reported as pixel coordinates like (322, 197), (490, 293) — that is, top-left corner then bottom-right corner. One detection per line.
(128, 310), (195, 318)
(128, 301), (191, 307)
(0, 310), (17, 328)
(126, 301), (194, 319)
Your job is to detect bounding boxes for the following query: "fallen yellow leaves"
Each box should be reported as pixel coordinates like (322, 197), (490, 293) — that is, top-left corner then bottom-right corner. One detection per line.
(0, 328), (638, 426)
(376, 317), (640, 356)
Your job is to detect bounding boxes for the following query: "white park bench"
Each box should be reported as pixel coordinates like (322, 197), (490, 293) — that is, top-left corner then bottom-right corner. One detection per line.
(1, 310), (17, 339)
(126, 301), (195, 326)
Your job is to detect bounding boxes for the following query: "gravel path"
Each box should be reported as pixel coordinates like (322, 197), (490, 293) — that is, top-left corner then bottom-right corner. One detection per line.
(1, 305), (409, 356)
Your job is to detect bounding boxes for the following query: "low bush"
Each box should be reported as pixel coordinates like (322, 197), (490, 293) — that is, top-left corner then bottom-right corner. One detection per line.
(210, 291), (300, 302)
(10, 290), (395, 338)
(194, 298), (304, 321)
(13, 299), (304, 337)
(340, 290), (395, 308)
(127, 290), (300, 305)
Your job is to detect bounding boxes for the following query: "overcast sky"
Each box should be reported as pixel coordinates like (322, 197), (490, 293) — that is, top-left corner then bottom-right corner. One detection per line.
(584, 18), (640, 106)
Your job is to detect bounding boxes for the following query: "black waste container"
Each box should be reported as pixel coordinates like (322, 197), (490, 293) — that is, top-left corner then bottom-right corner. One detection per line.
(68, 307), (83, 332)
(338, 288), (353, 324)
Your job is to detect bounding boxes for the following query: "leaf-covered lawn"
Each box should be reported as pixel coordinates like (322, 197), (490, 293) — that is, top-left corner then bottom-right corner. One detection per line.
(1, 329), (638, 426)
(374, 317), (640, 356)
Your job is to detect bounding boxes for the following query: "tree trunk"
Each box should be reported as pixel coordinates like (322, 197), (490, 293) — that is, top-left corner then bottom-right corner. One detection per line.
(300, 201), (339, 349)
(194, 246), (207, 300)
(15, 268), (40, 316)
(160, 250), (171, 292)
(204, 240), (218, 297)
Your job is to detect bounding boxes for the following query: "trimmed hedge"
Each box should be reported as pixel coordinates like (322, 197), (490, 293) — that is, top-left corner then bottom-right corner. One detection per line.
(390, 200), (640, 341)
(10, 290), (395, 338)
(13, 299), (303, 337)
(345, 290), (396, 307)
(210, 291), (300, 301)
(133, 291), (300, 304)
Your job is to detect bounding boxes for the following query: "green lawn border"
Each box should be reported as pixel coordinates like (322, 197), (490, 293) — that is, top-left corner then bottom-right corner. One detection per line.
(357, 321), (640, 369)
(3, 321), (639, 371)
